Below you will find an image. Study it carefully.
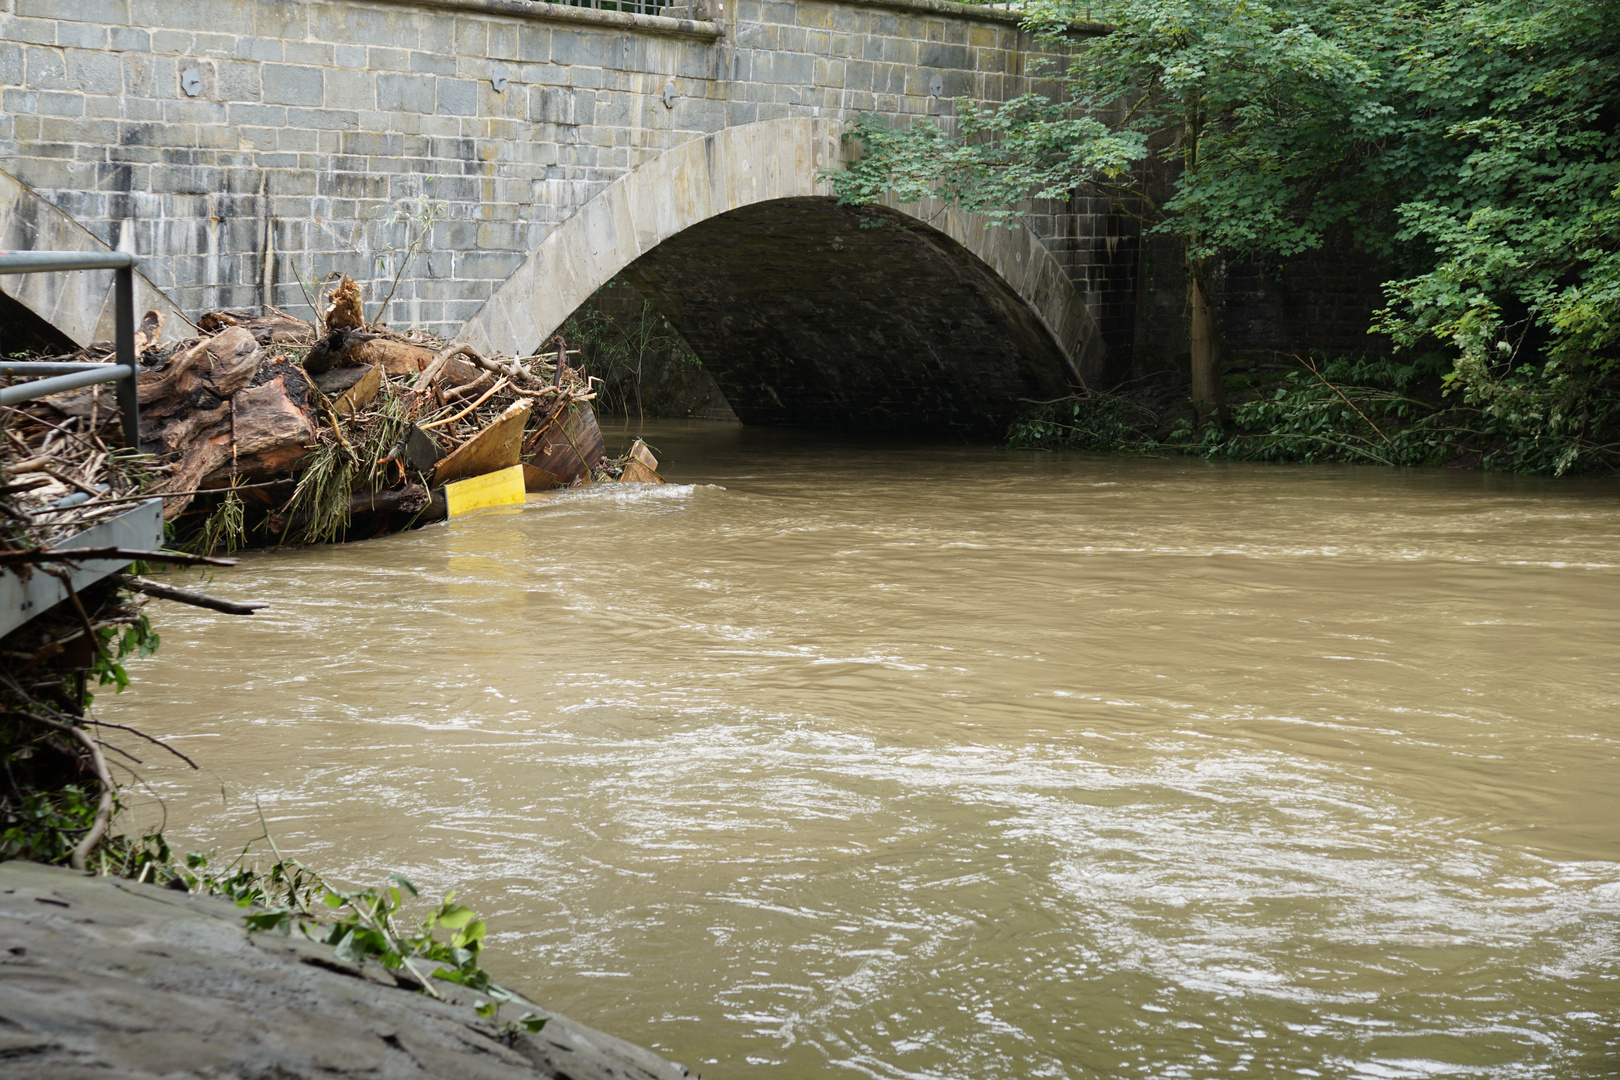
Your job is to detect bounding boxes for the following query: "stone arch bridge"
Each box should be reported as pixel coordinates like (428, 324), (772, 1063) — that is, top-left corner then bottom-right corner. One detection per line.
(1, 0), (1136, 433)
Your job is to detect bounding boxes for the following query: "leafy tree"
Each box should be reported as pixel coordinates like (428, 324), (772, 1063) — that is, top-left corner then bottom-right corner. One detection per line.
(831, 0), (1620, 472)
(829, 0), (1384, 409)
(1371, 0), (1620, 473)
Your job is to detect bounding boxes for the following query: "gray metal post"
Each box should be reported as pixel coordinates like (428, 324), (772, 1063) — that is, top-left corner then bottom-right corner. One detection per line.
(113, 261), (141, 450)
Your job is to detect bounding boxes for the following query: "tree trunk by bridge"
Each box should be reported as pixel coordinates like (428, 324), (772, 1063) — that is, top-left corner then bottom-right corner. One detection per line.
(1189, 257), (1223, 409)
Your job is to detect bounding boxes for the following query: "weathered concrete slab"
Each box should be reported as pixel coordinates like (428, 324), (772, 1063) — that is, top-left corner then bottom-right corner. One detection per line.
(0, 861), (693, 1080)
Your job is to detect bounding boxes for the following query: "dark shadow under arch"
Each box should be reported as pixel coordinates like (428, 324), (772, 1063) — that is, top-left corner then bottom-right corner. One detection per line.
(618, 198), (1077, 435)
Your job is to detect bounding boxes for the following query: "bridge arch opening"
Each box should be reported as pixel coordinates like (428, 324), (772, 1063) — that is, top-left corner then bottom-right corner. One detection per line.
(598, 197), (1077, 435)
(459, 119), (1106, 436)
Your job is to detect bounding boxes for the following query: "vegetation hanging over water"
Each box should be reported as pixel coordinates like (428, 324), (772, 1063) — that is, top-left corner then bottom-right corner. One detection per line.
(837, 0), (1620, 474)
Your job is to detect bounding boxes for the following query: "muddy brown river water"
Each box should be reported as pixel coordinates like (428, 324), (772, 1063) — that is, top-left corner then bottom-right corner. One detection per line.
(106, 421), (1620, 1079)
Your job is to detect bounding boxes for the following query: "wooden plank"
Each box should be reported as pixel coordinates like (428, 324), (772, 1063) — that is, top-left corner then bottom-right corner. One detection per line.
(522, 464), (563, 492)
(431, 400), (531, 487)
(521, 401), (605, 485)
(443, 464), (526, 518)
(627, 438), (658, 470)
(619, 459), (663, 484)
(331, 364), (383, 418)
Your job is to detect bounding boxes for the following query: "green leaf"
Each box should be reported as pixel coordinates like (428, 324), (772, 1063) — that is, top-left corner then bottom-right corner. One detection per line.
(435, 904), (478, 931)
(452, 920), (487, 949)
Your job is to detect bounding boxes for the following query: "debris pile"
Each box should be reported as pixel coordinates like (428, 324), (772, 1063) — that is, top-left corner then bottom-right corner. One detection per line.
(1, 273), (664, 556)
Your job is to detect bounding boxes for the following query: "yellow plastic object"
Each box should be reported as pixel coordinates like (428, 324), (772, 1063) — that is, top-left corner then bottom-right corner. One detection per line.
(443, 464), (526, 518)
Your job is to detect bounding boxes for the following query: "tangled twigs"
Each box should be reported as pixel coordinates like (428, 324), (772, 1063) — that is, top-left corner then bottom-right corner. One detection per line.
(412, 343), (548, 393)
(0, 671), (114, 872)
(1293, 354), (1396, 448)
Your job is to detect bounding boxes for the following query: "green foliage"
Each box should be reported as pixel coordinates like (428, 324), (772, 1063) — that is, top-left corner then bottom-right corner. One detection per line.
(88, 614), (160, 696)
(0, 785), (103, 864)
(1006, 394), (1160, 451)
(1184, 371), (1458, 466)
(829, 0), (1381, 256)
(831, 0), (1620, 474)
(190, 486), (247, 557)
(561, 284), (702, 423)
(1370, 0), (1620, 475)
(238, 861), (546, 1032)
(280, 386), (409, 546)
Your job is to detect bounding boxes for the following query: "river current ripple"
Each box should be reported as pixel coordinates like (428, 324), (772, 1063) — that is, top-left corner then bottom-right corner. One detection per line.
(108, 422), (1620, 1078)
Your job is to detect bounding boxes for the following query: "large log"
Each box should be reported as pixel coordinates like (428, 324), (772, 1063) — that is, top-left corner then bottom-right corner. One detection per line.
(159, 357), (319, 518)
(305, 334), (482, 387)
(212, 371), (320, 482)
(196, 308), (315, 345)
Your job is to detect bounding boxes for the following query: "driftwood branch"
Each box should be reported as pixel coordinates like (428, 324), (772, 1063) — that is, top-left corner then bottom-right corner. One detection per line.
(0, 547), (237, 568)
(19, 712), (115, 871)
(85, 717), (200, 770)
(115, 574), (267, 616)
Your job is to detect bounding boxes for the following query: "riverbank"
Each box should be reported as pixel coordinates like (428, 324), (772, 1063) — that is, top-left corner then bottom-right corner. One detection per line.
(0, 860), (694, 1079)
(1005, 353), (1620, 476)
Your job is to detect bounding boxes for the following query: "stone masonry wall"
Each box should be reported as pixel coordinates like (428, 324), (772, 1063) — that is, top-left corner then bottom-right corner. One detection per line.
(0, 0), (1115, 342)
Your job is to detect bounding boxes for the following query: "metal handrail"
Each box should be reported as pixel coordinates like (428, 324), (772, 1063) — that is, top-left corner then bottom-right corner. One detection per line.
(0, 250), (141, 450)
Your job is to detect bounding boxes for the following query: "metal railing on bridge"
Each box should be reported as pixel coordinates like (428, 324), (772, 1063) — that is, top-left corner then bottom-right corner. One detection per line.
(560, 0), (671, 16)
(0, 250), (141, 450)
